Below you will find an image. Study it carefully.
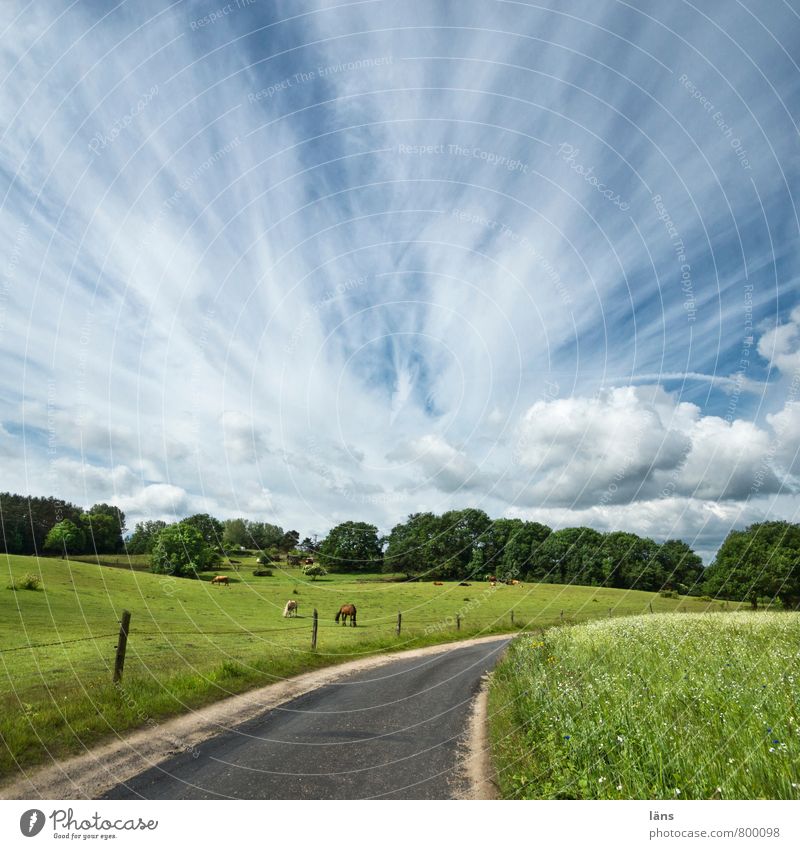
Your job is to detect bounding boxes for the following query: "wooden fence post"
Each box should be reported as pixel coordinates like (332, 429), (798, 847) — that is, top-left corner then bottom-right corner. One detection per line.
(511, 609), (515, 627)
(456, 614), (461, 631)
(560, 610), (564, 622)
(396, 611), (402, 636)
(608, 608), (612, 617)
(311, 608), (318, 650)
(112, 610), (131, 684)
(649, 602), (653, 614)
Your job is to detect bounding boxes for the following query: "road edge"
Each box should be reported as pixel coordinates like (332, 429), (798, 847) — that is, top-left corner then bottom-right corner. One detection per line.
(2, 633), (515, 800)
(457, 664), (505, 799)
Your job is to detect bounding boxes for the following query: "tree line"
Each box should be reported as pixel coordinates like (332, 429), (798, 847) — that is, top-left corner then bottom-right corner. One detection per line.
(2, 490), (797, 606)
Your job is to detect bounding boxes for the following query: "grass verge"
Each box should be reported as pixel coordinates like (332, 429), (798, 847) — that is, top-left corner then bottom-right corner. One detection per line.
(488, 612), (800, 799)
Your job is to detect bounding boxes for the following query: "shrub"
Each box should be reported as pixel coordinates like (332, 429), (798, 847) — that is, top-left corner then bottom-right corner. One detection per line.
(302, 563), (328, 581)
(252, 568), (273, 577)
(659, 589), (678, 598)
(8, 573), (42, 591)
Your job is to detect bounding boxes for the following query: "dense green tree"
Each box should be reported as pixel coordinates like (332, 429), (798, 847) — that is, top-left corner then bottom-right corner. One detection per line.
(44, 519), (85, 558)
(126, 520), (168, 554)
(246, 522), (284, 550)
(182, 513), (224, 550)
(86, 503), (126, 535)
(499, 521), (552, 581)
(222, 518), (249, 548)
(279, 529), (301, 552)
(299, 536), (320, 553)
(436, 508), (492, 578)
(319, 521), (382, 572)
(81, 511), (124, 554)
(383, 512), (442, 578)
(537, 527), (604, 584)
(704, 522), (800, 609)
(658, 539), (704, 593)
(151, 523), (220, 577)
(480, 519), (524, 574)
(0, 492), (83, 554)
(599, 531), (661, 590)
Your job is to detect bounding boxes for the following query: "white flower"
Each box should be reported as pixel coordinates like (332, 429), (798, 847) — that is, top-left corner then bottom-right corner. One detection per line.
(617, 784), (623, 791)
(674, 788), (681, 796)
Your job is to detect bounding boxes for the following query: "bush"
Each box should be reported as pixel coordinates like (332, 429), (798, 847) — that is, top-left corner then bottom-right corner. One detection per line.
(8, 573), (42, 591)
(252, 568), (273, 577)
(151, 523), (220, 578)
(659, 589), (678, 598)
(302, 563), (327, 581)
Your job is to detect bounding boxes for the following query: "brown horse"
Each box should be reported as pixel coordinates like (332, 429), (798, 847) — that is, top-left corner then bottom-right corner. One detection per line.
(335, 603), (357, 626)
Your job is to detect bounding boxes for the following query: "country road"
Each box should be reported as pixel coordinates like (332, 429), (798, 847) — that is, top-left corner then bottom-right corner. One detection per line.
(102, 637), (510, 800)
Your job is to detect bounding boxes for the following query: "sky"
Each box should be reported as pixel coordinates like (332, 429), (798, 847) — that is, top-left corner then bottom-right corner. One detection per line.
(1, 0), (799, 560)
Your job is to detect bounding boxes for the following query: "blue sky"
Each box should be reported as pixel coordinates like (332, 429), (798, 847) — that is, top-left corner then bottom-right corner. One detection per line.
(1, 0), (799, 559)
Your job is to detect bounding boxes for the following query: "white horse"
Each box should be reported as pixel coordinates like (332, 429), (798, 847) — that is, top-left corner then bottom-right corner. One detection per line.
(283, 599), (298, 617)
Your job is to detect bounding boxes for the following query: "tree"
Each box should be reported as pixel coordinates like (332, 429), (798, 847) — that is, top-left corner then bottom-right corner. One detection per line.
(87, 503), (126, 535)
(704, 522), (800, 609)
(537, 527), (604, 584)
(384, 513), (442, 578)
(599, 531), (661, 590)
(223, 518), (249, 548)
(126, 520), (168, 554)
(81, 511), (124, 554)
(182, 513), (224, 550)
(44, 520), (85, 558)
(246, 522), (284, 550)
(302, 563), (327, 581)
(151, 523), (220, 578)
(435, 508), (492, 578)
(318, 521), (382, 572)
(658, 539), (704, 593)
(479, 518), (523, 575)
(499, 521), (552, 581)
(1, 492), (83, 555)
(279, 529), (300, 552)
(299, 536), (320, 553)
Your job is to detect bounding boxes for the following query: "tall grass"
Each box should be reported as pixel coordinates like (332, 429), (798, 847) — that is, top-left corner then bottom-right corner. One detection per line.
(489, 613), (800, 799)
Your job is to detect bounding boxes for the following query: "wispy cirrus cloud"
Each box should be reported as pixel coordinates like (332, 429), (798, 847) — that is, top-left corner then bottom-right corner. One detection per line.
(1, 0), (798, 556)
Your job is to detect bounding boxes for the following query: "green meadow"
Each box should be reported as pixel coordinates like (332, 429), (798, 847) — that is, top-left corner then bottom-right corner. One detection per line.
(489, 612), (800, 799)
(1, 552), (728, 783)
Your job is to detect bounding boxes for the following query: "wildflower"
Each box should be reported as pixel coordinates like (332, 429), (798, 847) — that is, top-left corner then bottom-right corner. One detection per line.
(617, 735), (624, 743)
(772, 739), (780, 744)
(598, 777), (606, 784)
(769, 747), (775, 753)
(617, 784), (623, 791)
(564, 735), (570, 740)
(674, 788), (681, 796)
(728, 758), (734, 764)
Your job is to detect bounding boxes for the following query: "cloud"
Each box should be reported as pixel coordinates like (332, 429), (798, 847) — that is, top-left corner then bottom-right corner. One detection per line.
(757, 307), (800, 376)
(513, 385), (786, 506)
(388, 434), (484, 493)
(0, 0), (798, 557)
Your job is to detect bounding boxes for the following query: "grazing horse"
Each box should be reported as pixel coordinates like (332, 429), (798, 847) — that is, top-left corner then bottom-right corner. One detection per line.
(283, 599), (298, 617)
(433, 581), (444, 586)
(335, 603), (357, 626)
(211, 575), (229, 587)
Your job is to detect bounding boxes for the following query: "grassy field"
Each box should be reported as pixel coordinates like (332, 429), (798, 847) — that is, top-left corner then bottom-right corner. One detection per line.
(489, 612), (800, 799)
(1, 552), (729, 783)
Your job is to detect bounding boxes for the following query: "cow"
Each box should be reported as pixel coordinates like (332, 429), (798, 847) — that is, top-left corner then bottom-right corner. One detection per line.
(433, 581), (444, 586)
(211, 575), (230, 588)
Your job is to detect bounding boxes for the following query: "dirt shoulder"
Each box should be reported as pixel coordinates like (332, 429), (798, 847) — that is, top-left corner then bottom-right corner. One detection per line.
(2, 633), (514, 800)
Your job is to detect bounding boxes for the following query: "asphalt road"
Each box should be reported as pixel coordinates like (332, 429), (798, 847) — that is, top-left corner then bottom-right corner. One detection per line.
(103, 637), (509, 800)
